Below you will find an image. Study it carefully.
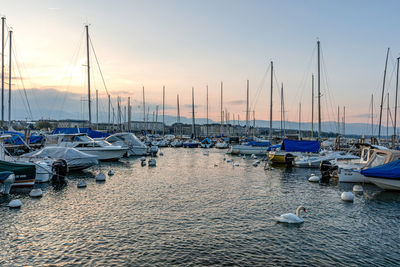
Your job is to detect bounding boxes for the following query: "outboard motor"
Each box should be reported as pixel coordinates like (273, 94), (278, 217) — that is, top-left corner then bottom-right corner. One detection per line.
(285, 153), (295, 166)
(52, 159), (68, 184)
(320, 160), (338, 182)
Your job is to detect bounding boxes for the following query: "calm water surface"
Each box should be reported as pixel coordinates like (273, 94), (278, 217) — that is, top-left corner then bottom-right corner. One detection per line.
(1, 148), (400, 266)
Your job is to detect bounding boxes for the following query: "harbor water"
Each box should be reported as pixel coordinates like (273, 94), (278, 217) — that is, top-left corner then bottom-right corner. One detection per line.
(1, 148), (400, 266)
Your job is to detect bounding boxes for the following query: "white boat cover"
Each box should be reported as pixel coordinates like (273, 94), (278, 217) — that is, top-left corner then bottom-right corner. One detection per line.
(22, 147), (98, 170)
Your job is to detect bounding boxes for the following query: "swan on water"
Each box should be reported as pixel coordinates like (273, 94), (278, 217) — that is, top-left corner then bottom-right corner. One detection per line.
(29, 188), (43, 198)
(275, 206), (306, 223)
(341, 192), (354, 202)
(77, 180), (87, 188)
(108, 170), (115, 176)
(96, 173), (106, 181)
(308, 174), (320, 182)
(8, 199), (22, 208)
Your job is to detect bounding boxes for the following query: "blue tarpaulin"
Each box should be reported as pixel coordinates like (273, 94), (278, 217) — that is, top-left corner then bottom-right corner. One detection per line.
(247, 141), (270, 147)
(52, 128), (109, 139)
(3, 131), (25, 145)
(29, 135), (43, 144)
(201, 137), (212, 144)
(361, 159), (400, 179)
(281, 139), (320, 153)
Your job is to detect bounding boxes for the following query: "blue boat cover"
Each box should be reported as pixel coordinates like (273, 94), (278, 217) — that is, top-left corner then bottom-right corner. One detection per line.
(52, 128), (109, 139)
(361, 159), (400, 179)
(247, 141), (270, 147)
(201, 137), (212, 144)
(29, 135), (43, 144)
(3, 131), (25, 145)
(281, 139), (320, 153)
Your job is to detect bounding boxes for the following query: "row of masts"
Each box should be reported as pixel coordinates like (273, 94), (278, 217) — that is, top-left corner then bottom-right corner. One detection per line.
(0, 17), (13, 127)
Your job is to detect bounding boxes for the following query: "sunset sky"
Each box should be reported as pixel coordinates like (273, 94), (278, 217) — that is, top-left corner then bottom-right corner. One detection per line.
(2, 0), (400, 127)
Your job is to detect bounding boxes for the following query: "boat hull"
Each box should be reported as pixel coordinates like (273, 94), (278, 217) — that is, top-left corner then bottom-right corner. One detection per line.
(0, 160), (36, 188)
(366, 177), (400, 190)
(229, 145), (268, 155)
(338, 169), (369, 183)
(76, 148), (127, 161)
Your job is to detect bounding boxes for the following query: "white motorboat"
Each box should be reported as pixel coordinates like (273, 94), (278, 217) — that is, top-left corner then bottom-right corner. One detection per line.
(228, 144), (268, 155)
(22, 146), (99, 171)
(170, 139), (183, 147)
(46, 133), (127, 161)
(215, 141), (229, 149)
(106, 132), (148, 156)
(294, 151), (359, 168)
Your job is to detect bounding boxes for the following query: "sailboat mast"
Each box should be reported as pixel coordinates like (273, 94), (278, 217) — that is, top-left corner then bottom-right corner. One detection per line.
(142, 86), (146, 122)
(1, 17), (5, 127)
(128, 96), (131, 132)
(85, 25), (91, 126)
(378, 48), (390, 140)
(220, 81), (223, 137)
(177, 94), (181, 136)
(192, 87), (195, 138)
(280, 83), (283, 138)
(206, 85), (209, 136)
(269, 61), (273, 140)
(317, 41), (321, 139)
(162, 85), (165, 136)
(394, 57), (399, 139)
(8, 30), (12, 125)
(96, 89), (98, 128)
(108, 94), (110, 131)
(337, 106), (340, 136)
(311, 74), (314, 138)
(387, 93), (389, 139)
(253, 110), (255, 137)
(343, 106), (346, 137)
(299, 102), (301, 139)
(246, 79), (249, 131)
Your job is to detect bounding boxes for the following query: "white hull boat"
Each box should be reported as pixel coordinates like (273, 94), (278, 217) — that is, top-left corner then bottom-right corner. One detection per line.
(106, 133), (148, 156)
(365, 177), (400, 190)
(228, 145), (269, 155)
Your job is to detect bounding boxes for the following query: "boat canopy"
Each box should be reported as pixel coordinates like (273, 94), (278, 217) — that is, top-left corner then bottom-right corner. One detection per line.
(361, 159), (400, 178)
(52, 128), (109, 139)
(281, 139), (320, 153)
(247, 141), (270, 147)
(201, 137), (212, 144)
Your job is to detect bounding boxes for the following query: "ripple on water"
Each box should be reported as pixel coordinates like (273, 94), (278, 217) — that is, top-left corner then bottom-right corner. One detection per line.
(0, 148), (400, 266)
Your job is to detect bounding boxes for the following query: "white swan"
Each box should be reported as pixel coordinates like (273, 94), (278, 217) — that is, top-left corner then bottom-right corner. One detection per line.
(275, 206), (306, 223)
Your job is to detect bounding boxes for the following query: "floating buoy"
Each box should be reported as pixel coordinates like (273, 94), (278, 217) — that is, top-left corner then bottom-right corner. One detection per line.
(141, 160), (146, 166)
(96, 173), (106, 181)
(254, 160), (260, 164)
(204, 153), (209, 156)
(308, 174), (320, 182)
(341, 192), (354, 202)
(140, 157), (146, 161)
(253, 162), (259, 167)
(227, 159), (232, 163)
(214, 163), (218, 167)
(160, 152), (164, 156)
(242, 156), (246, 159)
(233, 162), (239, 167)
(77, 180), (87, 188)
(108, 170), (114, 176)
(8, 199), (22, 208)
(223, 157), (226, 161)
(353, 185), (363, 193)
(148, 159), (156, 167)
(29, 188), (43, 198)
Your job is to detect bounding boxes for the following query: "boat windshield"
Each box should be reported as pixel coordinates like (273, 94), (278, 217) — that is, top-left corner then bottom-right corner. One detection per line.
(74, 135), (93, 143)
(368, 152), (387, 168)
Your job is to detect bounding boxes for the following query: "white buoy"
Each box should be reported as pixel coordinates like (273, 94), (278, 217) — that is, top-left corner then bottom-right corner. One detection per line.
(233, 162), (239, 167)
(8, 199), (22, 208)
(29, 188), (43, 198)
(96, 173), (106, 181)
(160, 152), (164, 156)
(108, 170), (114, 176)
(341, 192), (354, 202)
(253, 162), (258, 167)
(141, 160), (146, 166)
(77, 180), (87, 188)
(250, 154), (255, 158)
(242, 156), (246, 159)
(227, 159), (232, 163)
(140, 157), (146, 161)
(308, 175), (320, 182)
(353, 185), (363, 193)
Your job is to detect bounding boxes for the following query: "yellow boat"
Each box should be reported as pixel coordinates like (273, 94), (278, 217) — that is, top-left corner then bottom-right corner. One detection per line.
(268, 151), (298, 164)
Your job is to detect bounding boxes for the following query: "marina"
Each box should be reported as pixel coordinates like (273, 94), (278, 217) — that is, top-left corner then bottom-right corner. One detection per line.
(1, 0), (400, 265)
